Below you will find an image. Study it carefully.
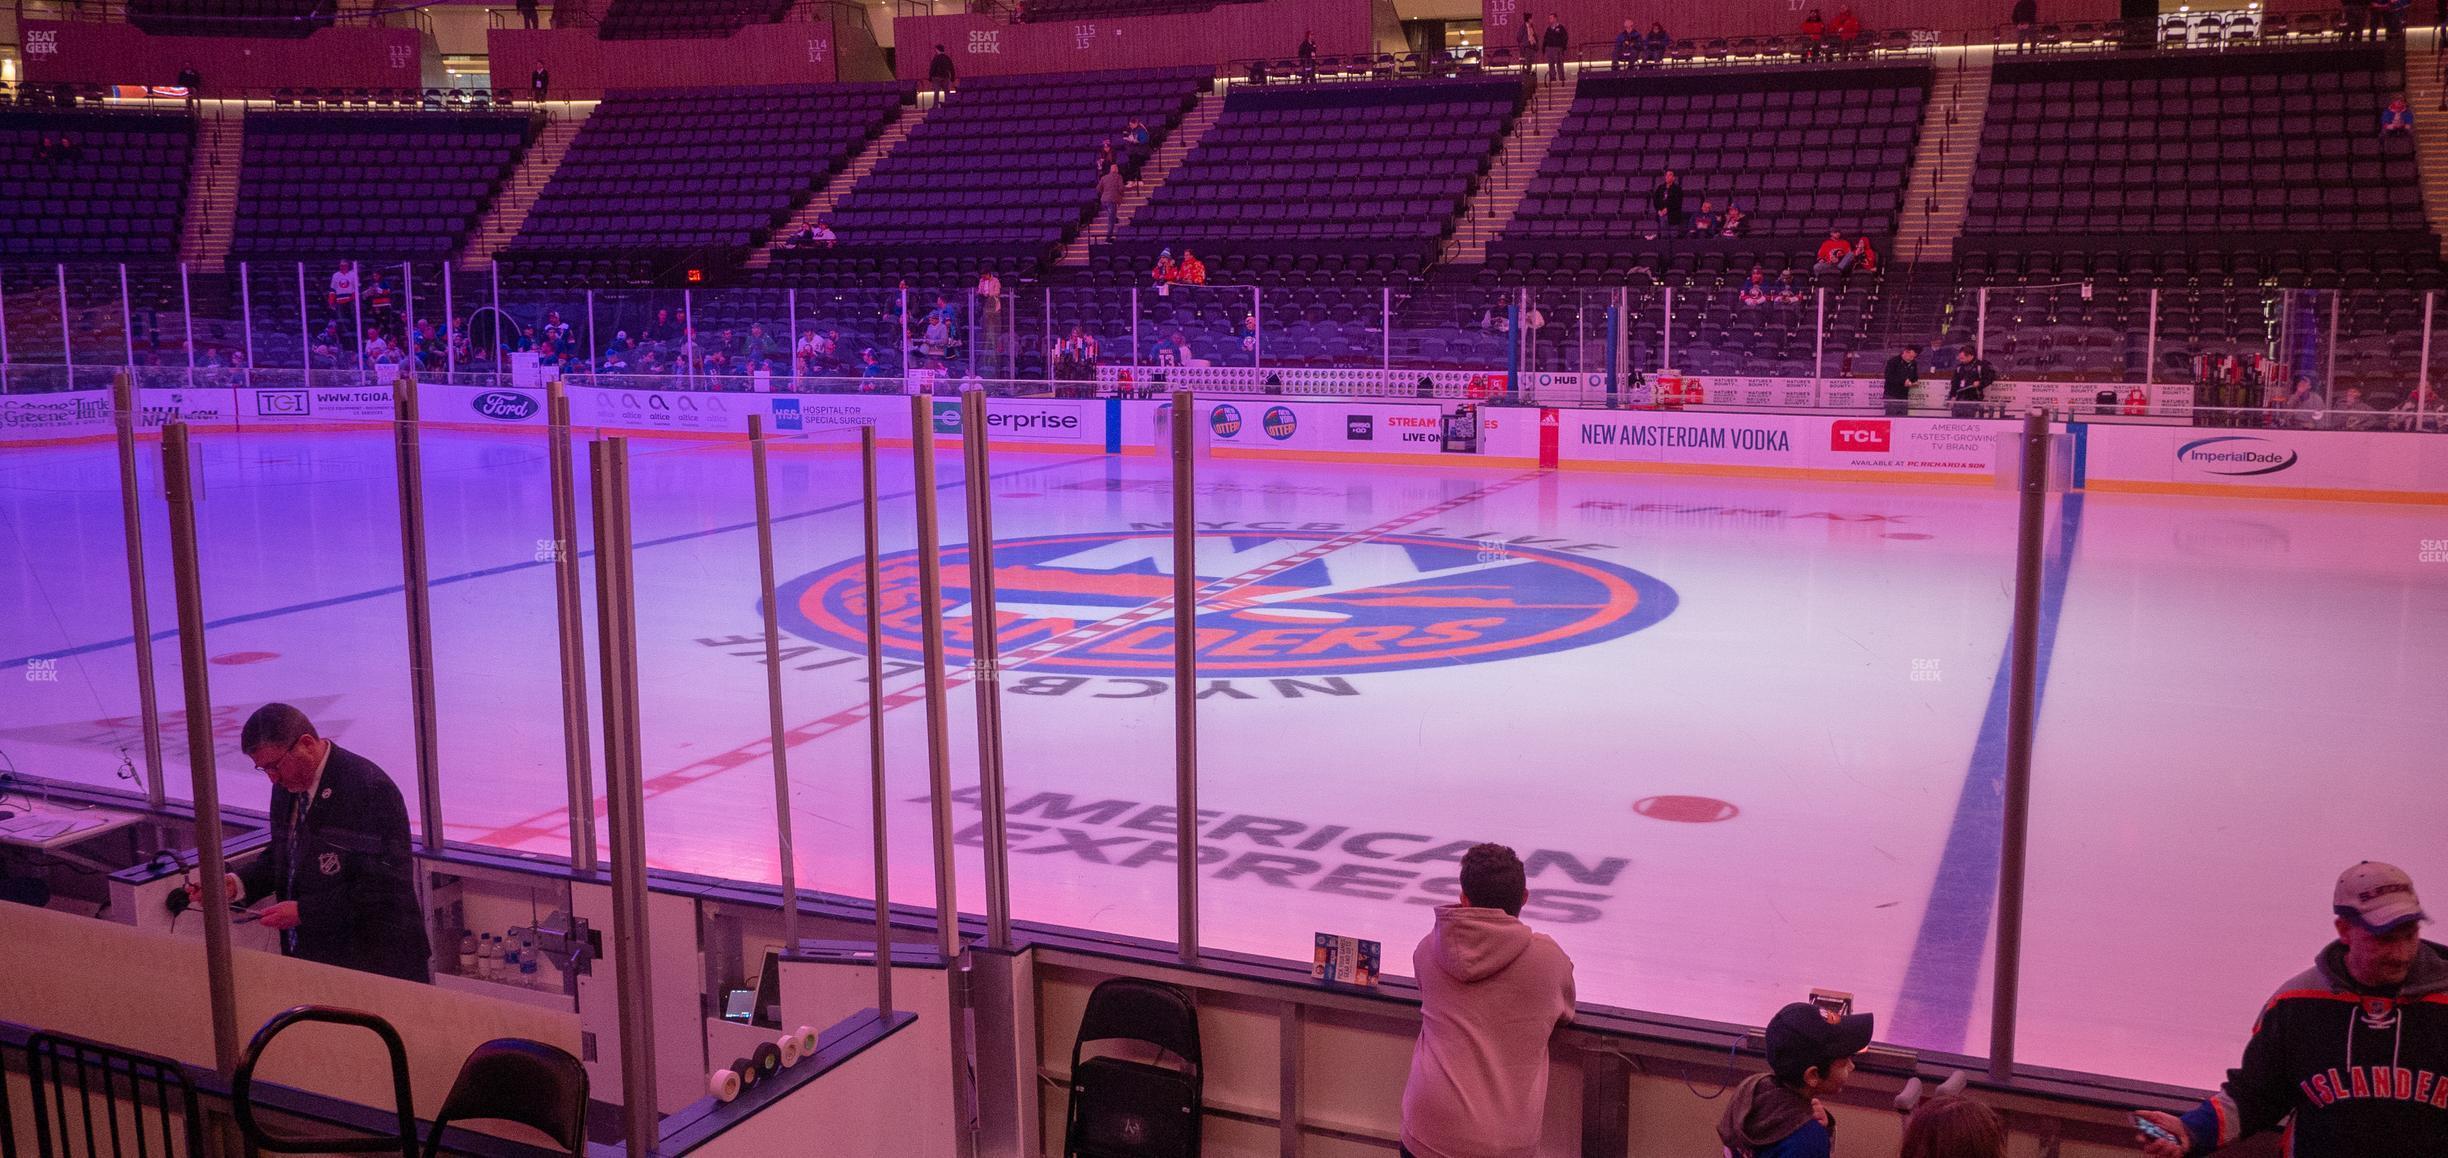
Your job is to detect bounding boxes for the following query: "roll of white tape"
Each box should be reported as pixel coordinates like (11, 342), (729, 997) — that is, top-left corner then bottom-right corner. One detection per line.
(797, 1025), (818, 1055)
(776, 1033), (802, 1067)
(707, 1067), (742, 1103)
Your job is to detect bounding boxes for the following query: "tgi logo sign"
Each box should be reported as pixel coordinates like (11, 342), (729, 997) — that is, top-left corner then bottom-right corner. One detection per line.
(968, 29), (1001, 53)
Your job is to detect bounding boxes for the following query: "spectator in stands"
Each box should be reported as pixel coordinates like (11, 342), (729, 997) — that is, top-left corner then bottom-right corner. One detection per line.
(1178, 249), (1208, 286)
(1613, 19), (1641, 68)
(1740, 268), (1770, 307)
(600, 340), (630, 373)
(2392, 385), (2443, 430)
(2344, 0), (2373, 40)
(2333, 386), (2380, 430)
(2380, 0), (2409, 39)
(1399, 843), (1576, 1158)
(1947, 347), (1996, 417)
(1125, 118), (1150, 149)
(648, 309), (680, 345)
(1054, 325), (1099, 383)
(1720, 203), (1749, 236)
(1645, 20), (1671, 62)
(1239, 314), (1259, 362)
(1800, 9), (1826, 60)
(531, 61), (549, 103)
(1717, 1002), (1874, 1158)
(1649, 170), (1685, 236)
(1883, 345), (1920, 416)
(2382, 96), (2415, 136)
(1153, 249), (1178, 293)
(1831, 6), (1862, 55)
(1517, 12), (1538, 71)
(2009, 0), (2037, 49)
(1098, 163), (1126, 234)
(1771, 268), (1802, 304)
(1901, 1096), (2005, 1158)
(1542, 15), (1569, 81)
(1812, 229), (1855, 276)
(542, 310), (571, 348)
(2138, 862), (2446, 1158)
(1690, 199), (1721, 236)
(515, 325), (540, 355)
(1299, 31), (1319, 80)
(2283, 374), (2327, 426)
(1848, 235), (1879, 277)
(928, 45), (958, 101)
(176, 63), (201, 111)
(809, 219), (836, 247)
(857, 347), (887, 385)
(517, 0), (539, 28)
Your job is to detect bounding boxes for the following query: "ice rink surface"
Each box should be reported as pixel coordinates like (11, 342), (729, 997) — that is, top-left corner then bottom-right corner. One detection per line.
(4, 425), (2442, 1088)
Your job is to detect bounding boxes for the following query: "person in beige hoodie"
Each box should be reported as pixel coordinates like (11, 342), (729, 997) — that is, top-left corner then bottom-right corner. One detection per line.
(1400, 843), (1578, 1158)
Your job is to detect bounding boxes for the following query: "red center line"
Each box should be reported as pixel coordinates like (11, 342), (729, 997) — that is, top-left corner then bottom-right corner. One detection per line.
(463, 468), (1547, 849)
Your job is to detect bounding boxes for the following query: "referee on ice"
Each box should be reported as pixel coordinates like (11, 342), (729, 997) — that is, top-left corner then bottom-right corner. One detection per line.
(191, 704), (431, 982)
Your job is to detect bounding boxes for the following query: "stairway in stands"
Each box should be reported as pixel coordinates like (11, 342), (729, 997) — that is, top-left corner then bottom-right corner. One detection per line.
(1441, 71), (1577, 267)
(1053, 86), (1225, 268)
(459, 102), (593, 271)
(1891, 45), (1993, 266)
(2401, 30), (2448, 259)
(744, 100), (926, 273)
(176, 102), (245, 273)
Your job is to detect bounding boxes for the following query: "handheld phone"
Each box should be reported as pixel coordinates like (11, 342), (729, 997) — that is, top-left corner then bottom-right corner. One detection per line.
(2133, 1114), (2180, 1145)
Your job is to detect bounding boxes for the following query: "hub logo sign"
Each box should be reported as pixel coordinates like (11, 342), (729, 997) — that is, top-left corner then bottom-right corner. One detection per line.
(473, 390), (540, 422)
(1209, 404), (1243, 439)
(1830, 419), (1891, 453)
(776, 530), (1676, 678)
(1262, 406), (1297, 440)
(1346, 414), (1374, 441)
(2176, 435), (2299, 477)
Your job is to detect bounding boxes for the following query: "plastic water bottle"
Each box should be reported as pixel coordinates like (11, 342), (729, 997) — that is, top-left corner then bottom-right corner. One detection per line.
(519, 931), (539, 982)
(479, 934), (499, 979)
(458, 932), (478, 975)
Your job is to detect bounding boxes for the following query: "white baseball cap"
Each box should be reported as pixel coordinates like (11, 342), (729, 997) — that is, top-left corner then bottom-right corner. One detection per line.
(2335, 862), (2426, 932)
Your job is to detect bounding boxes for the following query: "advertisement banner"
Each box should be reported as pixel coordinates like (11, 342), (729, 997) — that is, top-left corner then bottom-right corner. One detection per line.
(1567, 411), (1805, 467)
(0, 391), (114, 443)
(136, 388), (236, 430)
(928, 397), (1095, 443)
(242, 383), (396, 424)
(1194, 399), (1449, 456)
(1809, 417), (2005, 473)
(2085, 425), (2448, 495)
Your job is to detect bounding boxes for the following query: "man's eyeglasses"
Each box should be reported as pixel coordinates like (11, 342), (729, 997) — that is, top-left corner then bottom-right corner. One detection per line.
(250, 737), (302, 774)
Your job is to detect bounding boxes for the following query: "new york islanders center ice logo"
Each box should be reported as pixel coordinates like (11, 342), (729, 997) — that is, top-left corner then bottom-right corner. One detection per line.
(775, 530), (1676, 677)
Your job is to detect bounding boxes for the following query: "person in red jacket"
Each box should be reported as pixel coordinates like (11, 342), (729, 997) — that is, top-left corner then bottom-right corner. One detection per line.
(1831, 6), (1862, 56)
(1800, 9), (1826, 61)
(1811, 228), (1854, 275)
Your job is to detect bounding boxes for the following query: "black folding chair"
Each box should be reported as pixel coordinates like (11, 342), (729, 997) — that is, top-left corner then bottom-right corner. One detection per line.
(232, 1006), (418, 1158)
(1061, 979), (1202, 1158)
(420, 1040), (588, 1158)
(26, 1031), (204, 1158)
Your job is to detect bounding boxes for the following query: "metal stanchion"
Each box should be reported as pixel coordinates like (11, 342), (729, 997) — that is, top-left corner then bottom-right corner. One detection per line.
(160, 422), (243, 1076)
(112, 373), (166, 811)
(547, 383), (595, 872)
(180, 264), (195, 391)
(393, 375), (444, 849)
(748, 415), (804, 952)
(907, 393), (961, 961)
(0, 267), (12, 393)
(57, 264), (74, 387)
(1988, 407), (2051, 1082)
(960, 392), (1012, 951)
(296, 264), (311, 389)
(119, 264), (136, 370)
(589, 437), (660, 1158)
(860, 427), (894, 1015)
(1170, 388), (1201, 963)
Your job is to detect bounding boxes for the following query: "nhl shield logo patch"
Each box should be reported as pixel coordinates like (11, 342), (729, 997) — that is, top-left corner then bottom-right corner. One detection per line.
(2359, 997), (2399, 1031)
(318, 851), (341, 876)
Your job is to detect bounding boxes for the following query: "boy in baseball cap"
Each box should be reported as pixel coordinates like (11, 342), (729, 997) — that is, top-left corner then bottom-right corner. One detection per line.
(1718, 1002), (1876, 1158)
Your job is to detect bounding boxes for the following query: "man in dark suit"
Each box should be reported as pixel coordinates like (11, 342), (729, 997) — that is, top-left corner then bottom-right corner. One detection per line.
(199, 704), (431, 982)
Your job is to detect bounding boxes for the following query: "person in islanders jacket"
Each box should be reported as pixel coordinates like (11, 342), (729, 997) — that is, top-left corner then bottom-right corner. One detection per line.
(202, 703), (432, 982)
(1399, 843), (1576, 1158)
(2136, 861), (2447, 1157)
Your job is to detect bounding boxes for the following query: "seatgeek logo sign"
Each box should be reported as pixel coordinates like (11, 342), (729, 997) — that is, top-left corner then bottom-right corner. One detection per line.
(2176, 435), (2300, 477)
(772, 529), (1676, 680)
